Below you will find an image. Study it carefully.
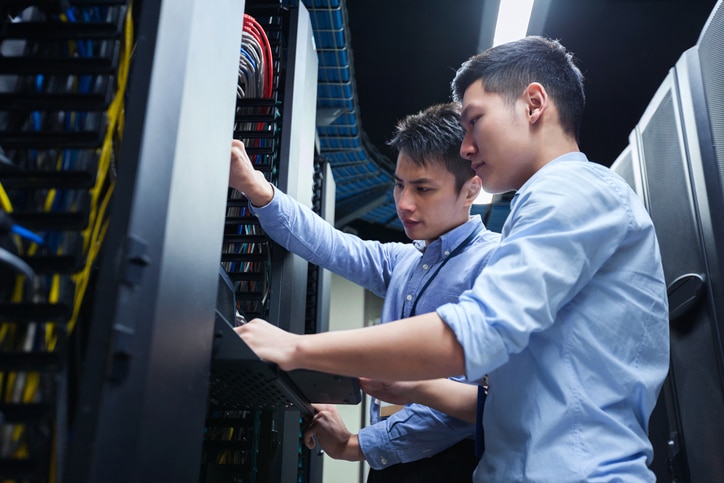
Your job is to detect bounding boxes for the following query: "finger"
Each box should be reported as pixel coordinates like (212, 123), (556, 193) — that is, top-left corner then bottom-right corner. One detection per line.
(303, 432), (315, 449)
(312, 403), (335, 413)
(301, 414), (316, 431)
(303, 425), (316, 449)
(231, 141), (242, 156)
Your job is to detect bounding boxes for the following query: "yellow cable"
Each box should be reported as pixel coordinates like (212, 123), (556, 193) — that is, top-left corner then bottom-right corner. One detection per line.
(4, 372), (16, 403)
(44, 188), (57, 212)
(65, 3), (132, 334)
(68, 217), (110, 336)
(0, 183), (12, 212)
(22, 372), (40, 403)
(45, 275), (62, 351)
(0, 6), (135, 477)
(11, 274), (24, 302)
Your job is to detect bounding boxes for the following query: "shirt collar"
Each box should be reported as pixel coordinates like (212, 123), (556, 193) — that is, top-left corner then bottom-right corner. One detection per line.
(512, 151), (589, 205)
(413, 216), (484, 257)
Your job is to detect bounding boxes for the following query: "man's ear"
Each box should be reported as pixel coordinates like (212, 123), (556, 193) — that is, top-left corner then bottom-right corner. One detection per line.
(463, 176), (482, 206)
(524, 82), (548, 124)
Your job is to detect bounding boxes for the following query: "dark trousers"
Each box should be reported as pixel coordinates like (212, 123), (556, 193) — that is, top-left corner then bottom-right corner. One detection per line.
(366, 438), (478, 483)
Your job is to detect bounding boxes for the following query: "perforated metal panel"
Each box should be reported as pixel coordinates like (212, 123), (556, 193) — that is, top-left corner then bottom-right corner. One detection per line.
(698, 0), (724, 194)
(635, 49), (724, 482)
(209, 363), (301, 410)
(638, 81), (702, 286)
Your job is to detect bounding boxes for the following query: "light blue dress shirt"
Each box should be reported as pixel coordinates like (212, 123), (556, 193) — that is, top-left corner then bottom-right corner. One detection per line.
(438, 152), (669, 482)
(251, 188), (500, 470)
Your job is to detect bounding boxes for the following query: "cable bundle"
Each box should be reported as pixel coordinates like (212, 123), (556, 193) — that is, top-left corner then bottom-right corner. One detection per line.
(220, 203), (272, 319)
(212, 10), (280, 472)
(224, 12), (280, 321)
(239, 13), (274, 99)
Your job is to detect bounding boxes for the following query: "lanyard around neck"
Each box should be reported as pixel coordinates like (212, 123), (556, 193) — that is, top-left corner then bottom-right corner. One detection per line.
(404, 225), (482, 318)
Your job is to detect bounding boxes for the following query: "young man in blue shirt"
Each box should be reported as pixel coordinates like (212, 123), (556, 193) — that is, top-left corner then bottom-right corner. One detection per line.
(236, 36), (669, 482)
(229, 102), (500, 482)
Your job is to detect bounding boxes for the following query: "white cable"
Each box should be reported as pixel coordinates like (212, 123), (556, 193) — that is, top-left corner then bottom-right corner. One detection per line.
(0, 246), (35, 280)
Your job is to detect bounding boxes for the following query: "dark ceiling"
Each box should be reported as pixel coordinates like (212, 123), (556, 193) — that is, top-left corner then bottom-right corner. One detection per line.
(340, 0), (719, 241)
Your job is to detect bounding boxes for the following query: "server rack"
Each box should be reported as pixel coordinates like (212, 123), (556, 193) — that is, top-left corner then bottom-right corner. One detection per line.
(302, 156), (336, 482)
(611, 2), (724, 481)
(202, 3), (326, 482)
(60, 0), (245, 481)
(0, 2), (143, 481)
(1, 1), (340, 482)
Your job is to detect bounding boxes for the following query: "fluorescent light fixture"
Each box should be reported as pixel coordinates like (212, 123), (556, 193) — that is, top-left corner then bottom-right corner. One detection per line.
(493, 0), (536, 46)
(473, 0), (535, 206)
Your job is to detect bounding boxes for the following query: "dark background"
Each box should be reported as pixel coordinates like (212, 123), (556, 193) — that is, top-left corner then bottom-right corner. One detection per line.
(345, 0), (717, 167)
(337, 0), (718, 245)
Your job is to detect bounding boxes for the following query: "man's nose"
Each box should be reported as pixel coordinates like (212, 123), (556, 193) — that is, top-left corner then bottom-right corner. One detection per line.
(460, 132), (477, 160)
(396, 188), (415, 211)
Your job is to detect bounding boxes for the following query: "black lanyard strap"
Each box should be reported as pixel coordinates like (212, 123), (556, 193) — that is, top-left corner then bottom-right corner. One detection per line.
(405, 225), (482, 318)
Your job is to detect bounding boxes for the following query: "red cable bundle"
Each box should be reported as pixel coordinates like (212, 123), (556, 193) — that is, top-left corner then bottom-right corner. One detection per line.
(243, 13), (274, 98)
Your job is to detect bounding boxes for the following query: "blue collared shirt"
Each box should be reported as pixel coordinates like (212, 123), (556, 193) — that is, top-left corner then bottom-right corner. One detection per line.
(251, 188), (500, 470)
(438, 152), (669, 482)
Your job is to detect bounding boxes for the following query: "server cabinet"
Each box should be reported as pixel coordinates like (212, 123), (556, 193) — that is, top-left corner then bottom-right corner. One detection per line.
(63, 0), (245, 481)
(0, 2), (136, 478)
(0, 1), (349, 481)
(611, 3), (724, 480)
(203, 3), (334, 483)
(0, 0), (245, 481)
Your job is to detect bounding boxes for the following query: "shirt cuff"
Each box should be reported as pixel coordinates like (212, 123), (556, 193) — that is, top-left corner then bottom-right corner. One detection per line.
(437, 301), (509, 381)
(247, 183), (276, 213)
(358, 422), (398, 470)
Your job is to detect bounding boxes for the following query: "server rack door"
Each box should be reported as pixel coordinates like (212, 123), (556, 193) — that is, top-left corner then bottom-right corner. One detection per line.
(65, 0), (244, 481)
(633, 49), (724, 482)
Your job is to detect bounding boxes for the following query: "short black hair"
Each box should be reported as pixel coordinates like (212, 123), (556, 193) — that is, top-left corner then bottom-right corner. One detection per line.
(387, 102), (475, 193)
(451, 36), (585, 142)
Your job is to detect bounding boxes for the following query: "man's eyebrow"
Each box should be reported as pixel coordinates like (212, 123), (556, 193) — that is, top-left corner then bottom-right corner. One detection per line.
(393, 174), (436, 185)
(460, 105), (472, 123)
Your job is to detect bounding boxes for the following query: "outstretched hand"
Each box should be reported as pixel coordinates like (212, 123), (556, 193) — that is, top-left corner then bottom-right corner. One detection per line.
(303, 404), (364, 461)
(233, 318), (301, 371)
(229, 139), (274, 206)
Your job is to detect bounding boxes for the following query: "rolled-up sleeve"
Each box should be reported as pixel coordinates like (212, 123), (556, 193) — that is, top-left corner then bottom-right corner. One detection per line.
(438, 161), (630, 381)
(358, 403), (475, 470)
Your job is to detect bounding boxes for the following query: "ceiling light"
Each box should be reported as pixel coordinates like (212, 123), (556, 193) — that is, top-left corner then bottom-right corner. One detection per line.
(474, 0), (535, 206)
(493, 0), (536, 46)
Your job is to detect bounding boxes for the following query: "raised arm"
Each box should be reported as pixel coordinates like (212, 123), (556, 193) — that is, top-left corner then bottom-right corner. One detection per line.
(229, 139), (402, 298)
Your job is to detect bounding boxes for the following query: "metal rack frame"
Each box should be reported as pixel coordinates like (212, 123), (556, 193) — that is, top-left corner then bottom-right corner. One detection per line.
(64, 0), (245, 480)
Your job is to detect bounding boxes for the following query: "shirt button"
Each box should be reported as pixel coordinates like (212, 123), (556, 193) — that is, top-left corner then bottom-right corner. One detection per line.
(381, 457), (388, 466)
(443, 250), (450, 257)
(422, 264), (429, 270)
(406, 294), (412, 301)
